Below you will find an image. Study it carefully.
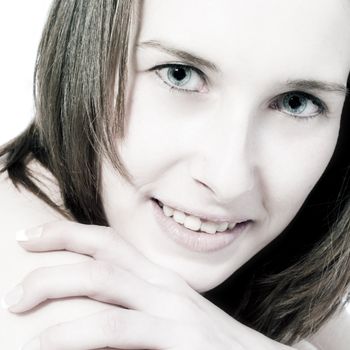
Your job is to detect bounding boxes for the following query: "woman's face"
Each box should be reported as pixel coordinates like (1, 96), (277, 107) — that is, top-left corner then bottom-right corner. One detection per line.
(101, 0), (350, 292)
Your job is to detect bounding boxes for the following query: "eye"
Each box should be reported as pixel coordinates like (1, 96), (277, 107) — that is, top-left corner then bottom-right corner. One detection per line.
(151, 64), (208, 93)
(271, 91), (327, 119)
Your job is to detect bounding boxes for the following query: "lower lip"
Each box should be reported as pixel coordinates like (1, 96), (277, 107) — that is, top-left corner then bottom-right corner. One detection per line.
(151, 199), (250, 253)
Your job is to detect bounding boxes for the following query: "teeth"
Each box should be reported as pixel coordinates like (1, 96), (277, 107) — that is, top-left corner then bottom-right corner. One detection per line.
(200, 222), (217, 234)
(160, 201), (235, 234)
(184, 215), (201, 231)
(228, 222), (236, 230)
(173, 210), (186, 224)
(163, 205), (174, 217)
(217, 222), (229, 232)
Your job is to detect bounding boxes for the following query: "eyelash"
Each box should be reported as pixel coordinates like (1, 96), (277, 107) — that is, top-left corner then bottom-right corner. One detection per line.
(149, 63), (329, 120)
(149, 63), (207, 94)
(269, 91), (328, 120)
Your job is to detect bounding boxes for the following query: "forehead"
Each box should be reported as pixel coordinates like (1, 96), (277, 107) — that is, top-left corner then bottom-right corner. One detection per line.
(138, 0), (350, 85)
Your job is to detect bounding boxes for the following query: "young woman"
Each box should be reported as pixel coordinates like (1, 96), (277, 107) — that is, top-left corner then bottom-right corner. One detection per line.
(1, 0), (349, 348)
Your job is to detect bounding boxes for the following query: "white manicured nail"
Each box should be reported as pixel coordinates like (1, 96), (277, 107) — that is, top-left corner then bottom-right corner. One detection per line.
(1, 284), (23, 309)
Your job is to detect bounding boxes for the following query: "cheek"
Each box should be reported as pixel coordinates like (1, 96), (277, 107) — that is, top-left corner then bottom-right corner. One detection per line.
(259, 121), (340, 221)
(120, 77), (194, 181)
(119, 116), (179, 185)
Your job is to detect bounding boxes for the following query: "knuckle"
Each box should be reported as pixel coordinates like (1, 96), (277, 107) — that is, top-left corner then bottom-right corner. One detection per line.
(100, 226), (118, 244)
(88, 260), (115, 291)
(165, 293), (197, 319)
(96, 227), (119, 257)
(148, 268), (190, 293)
(101, 309), (125, 338)
(174, 293), (195, 310)
(161, 269), (185, 286)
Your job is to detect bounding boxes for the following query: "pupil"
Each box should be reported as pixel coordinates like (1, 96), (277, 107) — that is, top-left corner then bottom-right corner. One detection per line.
(172, 67), (187, 81)
(289, 95), (301, 109)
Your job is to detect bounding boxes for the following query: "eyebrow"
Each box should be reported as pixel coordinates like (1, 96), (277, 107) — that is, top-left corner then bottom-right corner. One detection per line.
(284, 79), (349, 97)
(137, 40), (219, 72)
(138, 40), (349, 97)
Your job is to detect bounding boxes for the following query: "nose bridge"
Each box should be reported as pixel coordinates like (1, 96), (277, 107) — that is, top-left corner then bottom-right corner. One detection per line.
(190, 100), (256, 204)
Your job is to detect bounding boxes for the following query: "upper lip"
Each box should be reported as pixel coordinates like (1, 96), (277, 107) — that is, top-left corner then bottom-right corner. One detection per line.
(153, 197), (252, 224)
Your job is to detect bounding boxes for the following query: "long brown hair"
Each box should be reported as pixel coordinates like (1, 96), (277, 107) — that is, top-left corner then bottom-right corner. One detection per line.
(1, 0), (134, 224)
(1, 0), (349, 345)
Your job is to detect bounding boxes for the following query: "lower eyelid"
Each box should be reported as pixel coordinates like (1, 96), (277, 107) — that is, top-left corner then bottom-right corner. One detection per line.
(268, 96), (329, 121)
(158, 77), (201, 95)
(154, 66), (207, 93)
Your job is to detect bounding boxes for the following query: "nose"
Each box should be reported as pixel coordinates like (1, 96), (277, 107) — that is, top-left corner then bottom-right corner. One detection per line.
(189, 112), (257, 205)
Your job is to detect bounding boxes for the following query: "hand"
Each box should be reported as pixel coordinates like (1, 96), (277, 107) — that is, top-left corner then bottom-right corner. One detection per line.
(4, 221), (294, 349)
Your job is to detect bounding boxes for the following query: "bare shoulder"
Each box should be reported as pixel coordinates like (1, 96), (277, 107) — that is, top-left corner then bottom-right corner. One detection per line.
(293, 306), (350, 349)
(0, 169), (64, 229)
(307, 306), (350, 350)
(293, 340), (319, 350)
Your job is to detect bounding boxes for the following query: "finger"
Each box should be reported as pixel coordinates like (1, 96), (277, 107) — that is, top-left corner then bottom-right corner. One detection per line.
(21, 308), (178, 350)
(16, 220), (144, 267)
(16, 220), (190, 293)
(4, 260), (191, 321)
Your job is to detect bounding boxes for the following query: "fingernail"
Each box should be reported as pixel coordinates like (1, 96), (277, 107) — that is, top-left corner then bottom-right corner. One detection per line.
(1, 284), (23, 309)
(16, 227), (43, 242)
(21, 337), (41, 350)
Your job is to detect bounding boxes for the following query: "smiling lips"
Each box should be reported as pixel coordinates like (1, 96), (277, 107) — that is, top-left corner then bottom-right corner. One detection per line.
(155, 199), (246, 235)
(151, 198), (250, 252)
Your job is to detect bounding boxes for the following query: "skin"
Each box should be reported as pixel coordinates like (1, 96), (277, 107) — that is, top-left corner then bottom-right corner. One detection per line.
(102, 0), (350, 291)
(1, 0), (350, 348)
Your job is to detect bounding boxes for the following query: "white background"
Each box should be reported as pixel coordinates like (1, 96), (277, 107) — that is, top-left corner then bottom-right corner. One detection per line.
(0, 1), (52, 145)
